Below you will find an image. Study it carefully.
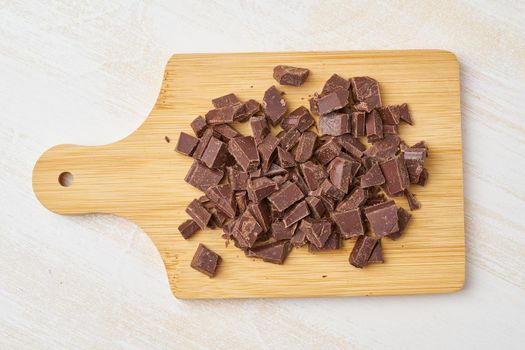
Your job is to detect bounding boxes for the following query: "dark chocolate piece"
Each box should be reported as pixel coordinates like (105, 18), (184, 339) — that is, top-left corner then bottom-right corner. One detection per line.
(271, 220), (297, 240)
(192, 128), (214, 160)
(200, 136), (228, 169)
(190, 116), (207, 138)
(210, 208), (228, 228)
(214, 124), (240, 143)
(378, 104), (412, 125)
(247, 240), (291, 264)
(360, 163), (385, 188)
(351, 111), (366, 137)
(205, 102), (244, 124)
(237, 99), (261, 122)
(295, 131), (317, 163)
(417, 168), (429, 186)
(212, 93), (240, 108)
(282, 200), (310, 227)
(185, 160), (224, 191)
(291, 222), (308, 247)
(349, 236), (377, 268)
(364, 200), (399, 238)
(383, 124), (398, 135)
(317, 87), (349, 115)
(319, 113), (351, 136)
(206, 184), (236, 219)
(258, 133), (280, 171)
(365, 109), (383, 141)
(336, 187), (366, 211)
(227, 166), (249, 191)
(328, 156), (354, 193)
(350, 77), (382, 112)
(404, 190), (421, 211)
(305, 196), (326, 219)
(276, 147), (296, 168)
(185, 199), (212, 229)
(250, 115), (270, 145)
(322, 73), (350, 94)
(263, 85), (287, 126)
(268, 181), (305, 212)
(309, 231), (341, 252)
(380, 155), (410, 196)
(314, 139), (341, 165)
(367, 240), (384, 263)
(228, 136), (260, 172)
(398, 103), (413, 124)
(282, 106), (314, 132)
(273, 65), (310, 86)
(404, 147), (427, 184)
(309, 95), (319, 114)
(264, 163), (287, 177)
(191, 244), (221, 277)
(364, 135), (400, 161)
(318, 179), (345, 201)
(248, 201), (272, 233)
(388, 207), (412, 240)
(305, 219), (332, 248)
(333, 209), (364, 239)
(337, 134), (366, 158)
(247, 177), (278, 202)
(235, 191), (247, 215)
(232, 210), (263, 248)
(279, 128), (301, 151)
(176, 132), (199, 156)
(178, 219), (200, 239)
(300, 161), (327, 191)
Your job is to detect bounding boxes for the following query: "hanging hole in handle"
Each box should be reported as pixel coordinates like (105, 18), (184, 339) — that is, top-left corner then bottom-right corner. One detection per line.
(58, 172), (74, 187)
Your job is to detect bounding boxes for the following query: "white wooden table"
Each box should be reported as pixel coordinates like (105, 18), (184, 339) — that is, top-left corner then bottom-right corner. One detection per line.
(1, 1), (524, 349)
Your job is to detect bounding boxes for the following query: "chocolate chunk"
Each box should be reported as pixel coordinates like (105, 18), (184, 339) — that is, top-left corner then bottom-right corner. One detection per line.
(383, 124), (398, 135)
(350, 77), (382, 112)
(336, 187), (366, 211)
(272, 174), (288, 186)
(300, 161), (327, 191)
(305, 196), (326, 219)
(214, 124), (240, 143)
(360, 163), (385, 188)
(191, 244), (221, 277)
(235, 191), (247, 215)
(271, 220), (298, 240)
(351, 111), (366, 137)
(365, 109), (383, 141)
(273, 65), (310, 86)
(263, 163), (287, 177)
(365, 192), (387, 207)
(247, 240), (291, 264)
(250, 115), (270, 145)
(417, 168), (429, 186)
(282, 200), (310, 227)
(258, 134), (280, 171)
(305, 219), (332, 248)
(178, 219), (200, 239)
(364, 200), (399, 238)
(309, 231), (341, 252)
(333, 209), (364, 239)
(205, 102), (244, 124)
(349, 236), (377, 268)
(279, 128), (301, 151)
(185, 160), (224, 191)
(248, 201), (272, 232)
(318, 179), (345, 201)
(212, 93), (240, 108)
(322, 73), (350, 94)
(403, 147), (427, 184)
(378, 104), (412, 125)
(314, 139), (341, 165)
(328, 156), (354, 193)
(175, 132), (199, 156)
(309, 95), (319, 114)
(206, 184), (236, 219)
(210, 208), (228, 228)
(319, 113), (351, 136)
(268, 181), (305, 212)
(192, 128), (214, 160)
(388, 207), (412, 240)
(317, 87), (349, 115)
(291, 222), (308, 247)
(185, 199), (212, 229)
(190, 116), (207, 138)
(228, 136), (260, 172)
(263, 85), (287, 126)
(364, 135), (401, 161)
(294, 131), (317, 163)
(337, 134), (366, 158)
(276, 147), (296, 168)
(227, 166), (249, 191)
(367, 240), (384, 263)
(282, 106), (314, 132)
(380, 155), (410, 196)
(200, 136), (228, 169)
(232, 210), (263, 248)
(404, 190), (421, 211)
(247, 177), (278, 202)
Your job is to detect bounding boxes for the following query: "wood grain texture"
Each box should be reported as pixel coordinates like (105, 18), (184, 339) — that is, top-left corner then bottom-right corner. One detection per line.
(32, 50), (464, 299)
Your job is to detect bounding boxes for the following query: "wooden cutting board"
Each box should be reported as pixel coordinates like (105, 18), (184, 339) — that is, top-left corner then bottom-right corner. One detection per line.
(32, 50), (464, 299)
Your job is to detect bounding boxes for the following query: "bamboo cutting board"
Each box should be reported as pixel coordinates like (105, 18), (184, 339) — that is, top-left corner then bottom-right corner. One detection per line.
(32, 50), (464, 299)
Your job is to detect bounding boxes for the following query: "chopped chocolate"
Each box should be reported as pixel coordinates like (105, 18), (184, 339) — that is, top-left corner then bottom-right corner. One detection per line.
(271, 220), (297, 240)
(380, 155), (410, 196)
(258, 134), (280, 171)
(250, 115), (270, 145)
(279, 128), (301, 151)
(305, 219), (332, 248)
(235, 191), (247, 215)
(379, 103), (412, 125)
(276, 147), (296, 168)
(200, 137), (228, 169)
(211, 209), (228, 228)
(317, 87), (349, 115)
(367, 240), (384, 263)
(185, 199), (212, 230)
(360, 163), (385, 188)
(272, 174), (288, 186)
(192, 128), (214, 160)
(212, 93), (240, 108)
(388, 207), (412, 240)
(214, 124), (240, 142)
(365, 109), (383, 141)
(309, 95), (319, 114)
(295, 131), (317, 163)
(322, 73), (350, 94)
(190, 116), (207, 138)
(327, 157), (353, 193)
(350, 77), (382, 112)
(349, 236), (377, 268)
(247, 240), (291, 264)
(404, 190), (421, 211)
(333, 208), (364, 239)
(282, 106), (314, 132)
(314, 139), (341, 165)
(206, 184), (236, 219)
(240, 99), (261, 122)
(383, 124), (398, 135)
(228, 136), (260, 172)
(282, 200), (310, 227)
(232, 210), (263, 248)
(300, 161), (327, 191)
(291, 223), (309, 247)
(351, 111), (366, 137)
(318, 179), (345, 201)
(417, 168), (429, 186)
(364, 200), (399, 238)
(337, 134), (366, 158)
(248, 201), (272, 232)
(227, 166), (249, 191)
(247, 177), (278, 202)
(205, 102), (244, 124)
(185, 160), (224, 191)
(305, 196), (326, 219)
(319, 113), (351, 136)
(191, 244), (221, 277)
(178, 219), (200, 239)
(364, 135), (401, 161)
(264, 163), (287, 177)
(336, 187), (367, 211)
(263, 85), (287, 126)
(268, 181), (305, 212)
(273, 65), (310, 86)
(309, 231), (341, 252)
(175, 132), (199, 156)
(403, 147), (427, 184)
